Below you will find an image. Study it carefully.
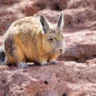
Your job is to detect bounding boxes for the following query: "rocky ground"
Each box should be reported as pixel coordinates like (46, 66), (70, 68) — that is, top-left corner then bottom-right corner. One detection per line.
(0, 0), (96, 96)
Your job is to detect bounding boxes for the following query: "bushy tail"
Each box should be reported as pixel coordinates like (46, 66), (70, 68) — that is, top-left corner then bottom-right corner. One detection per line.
(0, 45), (5, 62)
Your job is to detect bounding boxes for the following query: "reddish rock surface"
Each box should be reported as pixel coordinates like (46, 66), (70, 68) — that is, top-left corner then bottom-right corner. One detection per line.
(0, 62), (96, 96)
(0, 0), (96, 96)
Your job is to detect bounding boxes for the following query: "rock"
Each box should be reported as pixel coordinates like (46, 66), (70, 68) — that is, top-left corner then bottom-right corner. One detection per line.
(63, 30), (96, 63)
(0, 0), (20, 4)
(0, 62), (96, 96)
(0, 0), (96, 34)
(0, 0), (96, 95)
(0, 63), (70, 96)
(18, 0), (40, 16)
(67, 0), (96, 9)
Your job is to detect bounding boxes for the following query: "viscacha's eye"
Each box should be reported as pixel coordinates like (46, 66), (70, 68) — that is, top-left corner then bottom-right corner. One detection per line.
(49, 38), (54, 42)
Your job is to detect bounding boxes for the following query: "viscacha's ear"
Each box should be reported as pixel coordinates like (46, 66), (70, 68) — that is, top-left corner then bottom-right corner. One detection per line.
(57, 13), (64, 31)
(40, 15), (50, 34)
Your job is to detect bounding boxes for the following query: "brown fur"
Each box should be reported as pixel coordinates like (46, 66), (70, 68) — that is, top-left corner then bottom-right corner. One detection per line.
(1, 14), (65, 67)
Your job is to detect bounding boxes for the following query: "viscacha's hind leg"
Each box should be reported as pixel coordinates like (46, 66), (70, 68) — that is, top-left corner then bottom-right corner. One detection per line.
(12, 46), (28, 68)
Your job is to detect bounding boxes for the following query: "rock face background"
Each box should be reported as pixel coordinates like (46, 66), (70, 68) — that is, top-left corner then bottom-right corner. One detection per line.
(0, 0), (96, 96)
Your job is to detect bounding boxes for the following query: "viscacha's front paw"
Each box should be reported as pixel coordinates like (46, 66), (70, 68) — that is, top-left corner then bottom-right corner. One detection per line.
(40, 61), (48, 66)
(19, 62), (28, 68)
(49, 60), (59, 65)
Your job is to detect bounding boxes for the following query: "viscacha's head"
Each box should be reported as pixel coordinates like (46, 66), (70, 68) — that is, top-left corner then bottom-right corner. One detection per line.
(40, 13), (65, 56)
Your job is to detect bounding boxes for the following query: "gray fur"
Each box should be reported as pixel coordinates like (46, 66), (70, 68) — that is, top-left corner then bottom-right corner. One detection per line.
(40, 15), (50, 33)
